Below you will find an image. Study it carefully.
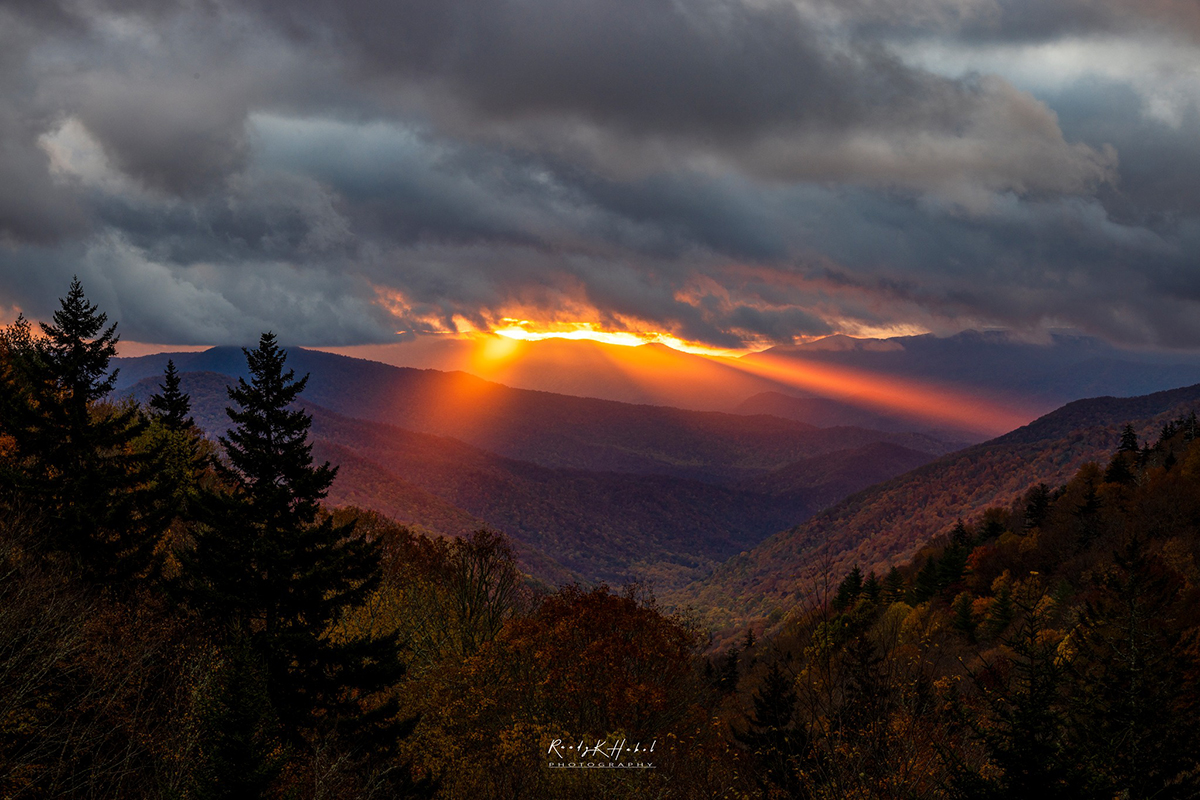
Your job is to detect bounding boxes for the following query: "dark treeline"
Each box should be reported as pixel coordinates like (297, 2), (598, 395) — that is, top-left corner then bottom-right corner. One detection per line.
(4, 280), (1200, 799)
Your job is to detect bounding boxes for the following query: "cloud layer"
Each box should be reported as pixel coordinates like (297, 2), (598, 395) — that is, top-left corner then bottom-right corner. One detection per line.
(0, 0), (1197, 348)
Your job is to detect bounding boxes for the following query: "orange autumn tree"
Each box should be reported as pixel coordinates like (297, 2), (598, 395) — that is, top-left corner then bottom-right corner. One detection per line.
(407, 584), (743, 799)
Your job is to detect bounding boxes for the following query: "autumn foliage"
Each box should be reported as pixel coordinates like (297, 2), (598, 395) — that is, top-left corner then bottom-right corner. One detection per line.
(5, 280), (1200, 799)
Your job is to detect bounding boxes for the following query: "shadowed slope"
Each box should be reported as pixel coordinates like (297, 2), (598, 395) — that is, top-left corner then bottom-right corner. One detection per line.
(679, 383), (1200, 630)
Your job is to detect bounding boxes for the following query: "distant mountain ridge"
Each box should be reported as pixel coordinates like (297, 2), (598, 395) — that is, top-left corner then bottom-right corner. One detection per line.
(123, 358), (952, 589)
(677, 382), (1200, 629)
(115, 347), (956, 484)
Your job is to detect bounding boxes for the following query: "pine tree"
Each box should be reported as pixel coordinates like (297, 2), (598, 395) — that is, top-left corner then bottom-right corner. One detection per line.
(985, 579), (1015, 639)
(952, 593), (976, 642)
(1023, 483), (1051, 532)
(1074, 479), (1102, 548)
(939, 538), (970, 594)
(1066, 541), (1200, 799)
(181, 333), (406, 751)
(1104, 452), (1134, 486)
(882, 566), (906, 604)
(146, 360), (208, 522)
(951, 595), (1090, 798)
(951, 519), (972, 548)
(838, 635), (895, 791)
(1118, 423), (1139, 453)
(862, 571), (881, 603)
(191, 635), (286, 800)
(734, 661), (809, 797)
(913, 555), (940, 603)
(148, 359), (194, 432)
(0, 279), (164, 583)
(717, 646), (740, 694)
(833, 565), (864, 611)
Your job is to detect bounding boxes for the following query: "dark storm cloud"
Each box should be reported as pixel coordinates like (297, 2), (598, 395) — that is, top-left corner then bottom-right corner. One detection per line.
(8, 0), (1108, 198)
(1048, 79), (1200, 226)
(237, 0), (1115, 196)
(265, 0), (933, 134)
(820, 0), (1200, 42)
(0, 0), (1196, 351)
(0, 8), (89, 244)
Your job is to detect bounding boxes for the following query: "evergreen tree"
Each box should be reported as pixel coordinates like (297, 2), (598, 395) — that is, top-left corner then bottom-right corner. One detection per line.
(833, 565), (864, 611)
(985, 580), (1015, 639)
(1074, 479), (1102, 548)
(148, 359), (194, 432)
(191, 635), (286, 800)
(978, 514), (1006, 541)
(146, 358), (209, 521)
(717, 646), (740, 694)
(181, 333), (406, 752)
(1067, 541), (1200, 799)
(838, 635), (895, 792)
(952, 593), (976, 642)
(1118, 423), (1139, 453)
(862, 571), (882, 603)
(882, 566), (906, 604)
(912, 555), (940, 603)
(735, 661), (809, 797)
(1023, 483), (1051, 532)
(950, 519), (972, 548)
(0, 279), (164, 583)
(1103, 452), (1134, 486)
(951, 596), (1091, 799)
(939, 539), (970, 593)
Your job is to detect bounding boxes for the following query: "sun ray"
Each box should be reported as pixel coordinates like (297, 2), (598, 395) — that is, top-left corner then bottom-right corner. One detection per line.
(725, 351), (1036, 435)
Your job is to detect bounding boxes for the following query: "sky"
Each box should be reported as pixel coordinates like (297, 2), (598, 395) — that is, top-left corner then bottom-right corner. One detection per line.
(2, 0), (1200, 352)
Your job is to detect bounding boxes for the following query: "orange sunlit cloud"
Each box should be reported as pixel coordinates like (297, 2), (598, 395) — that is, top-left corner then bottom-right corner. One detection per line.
(365, 281), (1036, 434)
(475, 320), (1035, 434)
(491, 320), (751, 357)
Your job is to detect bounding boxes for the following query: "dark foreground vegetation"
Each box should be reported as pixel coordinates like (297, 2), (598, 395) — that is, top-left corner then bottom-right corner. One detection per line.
(2, 280), (1199, 798)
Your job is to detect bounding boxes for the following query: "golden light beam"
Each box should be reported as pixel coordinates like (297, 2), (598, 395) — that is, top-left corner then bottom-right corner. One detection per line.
(725, 352), (1036, 435)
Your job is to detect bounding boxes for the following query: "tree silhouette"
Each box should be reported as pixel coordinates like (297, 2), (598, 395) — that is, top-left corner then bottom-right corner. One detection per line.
(0, 278), (164, 583)
(148, 359), (194, 432)
(1067, 541), (1200, 799)
(833, 565), (863, 611)
(735, 661), (809, 797)
(181, 333), (413, 769)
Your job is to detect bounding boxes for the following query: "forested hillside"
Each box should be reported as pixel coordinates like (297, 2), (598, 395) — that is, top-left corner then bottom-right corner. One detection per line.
(6, 282), (1200, 800)
(709, 414), (1200, 798)
(683, 382), (1200, 628)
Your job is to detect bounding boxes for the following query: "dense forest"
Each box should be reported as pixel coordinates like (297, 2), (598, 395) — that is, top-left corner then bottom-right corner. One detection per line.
(686, 380), (1200, 633)
(3, 282), (1200, 798)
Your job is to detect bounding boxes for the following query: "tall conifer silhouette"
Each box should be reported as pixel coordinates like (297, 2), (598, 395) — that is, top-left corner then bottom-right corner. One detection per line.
(0, 278), (163, 582)
(182, 333), (425, 789)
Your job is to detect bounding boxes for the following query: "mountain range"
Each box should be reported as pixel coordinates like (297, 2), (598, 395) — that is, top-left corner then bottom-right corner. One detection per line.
(324, 330), (1200, 437)
(117, 337), (1200, 632)
(119, 351), (955, 587)
(675, 381), (1200, 630)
